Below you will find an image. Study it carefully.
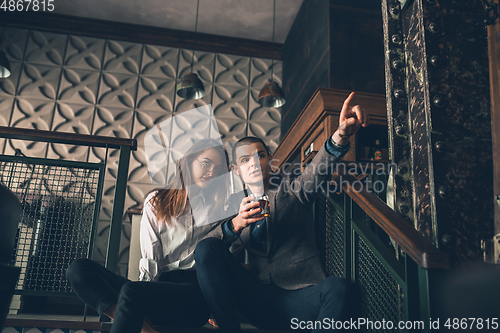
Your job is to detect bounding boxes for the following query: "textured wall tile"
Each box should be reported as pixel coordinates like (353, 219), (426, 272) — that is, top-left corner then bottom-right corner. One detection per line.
(133, 110), (172, 145)
(93, 187), (134, 273)
(0, 61), (22, 97)
(0, 97), (14, 126)
(0, 28), (29, 61)
(18, 64), (61, 100)
(46, 103), (92, 166)
(134, 116), (170, 185)
(88, 144), (125, 183)
(127, 182), (156, 207)
(98, 73), (138, 108)
(4, 139), (47, 158)
(143, 142), (170, 187)
(98, 180), (135, 220)
(65, 36), (105, 70)
(128, 146), (153, 184)
(166, 103), (222, 182)
(119, 220), (131, 274)
(169, 106), (219, 147)
(10, 98), (55, 130)
(92, 106), (134, 138)
(24, 31), (67, 66)
(136, 77), (175, 112)
(215, 54), (250, 87)
(215, 116), (247, 143)
(103, 40), (142, 75)
(213, 85), (249, 142)
(51, 103), (94, 135)
(178, 50), (215, 84)
(58, 68), (100, 105)
(132, 109), (173, 184)
(248, 92), (281, 152)
(250, 58), (282, 89)
(46, 143), (89, 162)
(141, 45), (178, 79)
(213, 85), (249, 118)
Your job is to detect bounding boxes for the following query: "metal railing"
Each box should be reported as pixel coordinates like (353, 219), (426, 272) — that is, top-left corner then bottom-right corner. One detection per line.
(314, 171), (449, 333)
(0, 126), (136, 300)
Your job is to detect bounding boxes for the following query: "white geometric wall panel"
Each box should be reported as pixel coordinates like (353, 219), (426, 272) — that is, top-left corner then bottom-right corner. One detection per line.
(0, 26), (282, 277)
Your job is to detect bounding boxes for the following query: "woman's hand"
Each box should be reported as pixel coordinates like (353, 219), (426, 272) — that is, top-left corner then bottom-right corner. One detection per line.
(231, 196), (265, 233)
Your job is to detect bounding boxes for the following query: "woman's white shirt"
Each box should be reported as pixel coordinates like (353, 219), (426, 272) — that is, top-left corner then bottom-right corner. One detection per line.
(138, 191), (219, 281)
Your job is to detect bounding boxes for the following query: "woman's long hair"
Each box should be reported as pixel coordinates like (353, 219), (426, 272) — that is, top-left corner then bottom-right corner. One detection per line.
(149, 139), (229, 225)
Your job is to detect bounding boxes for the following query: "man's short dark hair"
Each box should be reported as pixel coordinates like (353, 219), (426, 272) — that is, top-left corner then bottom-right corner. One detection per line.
(231, 137), (271, 164)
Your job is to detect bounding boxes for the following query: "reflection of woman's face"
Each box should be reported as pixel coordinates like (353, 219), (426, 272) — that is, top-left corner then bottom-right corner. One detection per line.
(191, 148), (224, 189)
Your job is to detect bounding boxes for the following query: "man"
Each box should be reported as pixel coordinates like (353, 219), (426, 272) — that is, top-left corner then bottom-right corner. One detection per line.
(195, 92), (368, 332)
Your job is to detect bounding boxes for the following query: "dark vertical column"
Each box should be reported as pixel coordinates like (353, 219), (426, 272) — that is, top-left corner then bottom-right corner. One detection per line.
(401, 0), (493, 266)
(382, 0), (414, 226)
(281, 1), (386, 139)
(281, 0), (330, 137)
(105, 145), (131, 273)
(487, 0), (500, 263)
(329, 3), (385, 95)
(403, 0), (435, 244)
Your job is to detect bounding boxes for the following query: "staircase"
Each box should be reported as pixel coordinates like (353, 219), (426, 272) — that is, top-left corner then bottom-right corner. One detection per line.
(2, 315), (278, 333)
(3, 315), (101, 333)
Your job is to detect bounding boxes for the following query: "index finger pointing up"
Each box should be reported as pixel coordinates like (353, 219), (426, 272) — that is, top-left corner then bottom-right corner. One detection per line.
(342, 92), (356, 113)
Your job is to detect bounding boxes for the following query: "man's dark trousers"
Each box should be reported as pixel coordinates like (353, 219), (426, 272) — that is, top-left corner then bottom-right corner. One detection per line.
(195, 238), (353, 333)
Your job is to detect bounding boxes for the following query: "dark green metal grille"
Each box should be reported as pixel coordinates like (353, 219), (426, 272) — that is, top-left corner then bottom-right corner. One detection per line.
(357, 236), (404, 332)
(315, 196), (328, 271)
(0, 157), (103, 293)
(315, 195), (344, 277)
(325, 199), (344, 277)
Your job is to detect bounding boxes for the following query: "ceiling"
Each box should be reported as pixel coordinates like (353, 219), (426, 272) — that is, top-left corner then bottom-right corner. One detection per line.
(52, 0), (304, 44)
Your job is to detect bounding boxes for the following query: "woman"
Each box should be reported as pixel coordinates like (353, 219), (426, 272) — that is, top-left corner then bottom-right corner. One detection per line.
(66, 139), (229, 333)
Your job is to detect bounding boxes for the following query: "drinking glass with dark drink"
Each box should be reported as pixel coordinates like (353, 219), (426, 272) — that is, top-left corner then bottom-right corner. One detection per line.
(250, 193), (270, 217)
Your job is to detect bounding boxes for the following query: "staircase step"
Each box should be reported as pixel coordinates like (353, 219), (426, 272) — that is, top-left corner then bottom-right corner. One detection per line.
(100, 322), (285, 333)
(2, 316), (288, 333)
(3, 315), (101, 332)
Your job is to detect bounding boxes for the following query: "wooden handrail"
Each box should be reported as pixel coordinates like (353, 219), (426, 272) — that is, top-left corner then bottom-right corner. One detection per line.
(0, 126), (137, 150)
(335, 172), (450, 269)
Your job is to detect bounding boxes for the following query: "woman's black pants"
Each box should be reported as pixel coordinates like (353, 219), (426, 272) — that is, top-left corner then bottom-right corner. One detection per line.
(66, 258), (210, 333)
